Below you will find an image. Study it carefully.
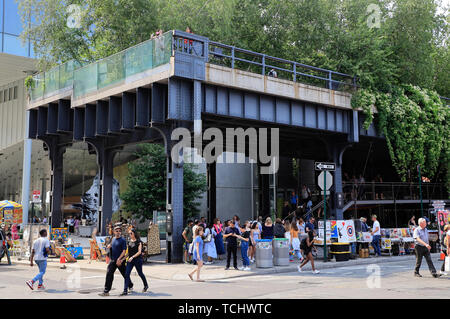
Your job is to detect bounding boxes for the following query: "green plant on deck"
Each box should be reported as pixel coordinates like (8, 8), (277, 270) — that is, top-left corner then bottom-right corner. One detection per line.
(351, 89), (375, 130)
(24, 75), (35, 90)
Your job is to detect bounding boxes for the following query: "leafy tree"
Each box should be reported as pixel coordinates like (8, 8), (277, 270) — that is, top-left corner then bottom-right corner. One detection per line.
(19, 0), (448, 96)
(120, 144), (207, 221)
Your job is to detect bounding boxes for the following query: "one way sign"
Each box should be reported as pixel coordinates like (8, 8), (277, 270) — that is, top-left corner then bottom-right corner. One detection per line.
(315, 162), (336, 171)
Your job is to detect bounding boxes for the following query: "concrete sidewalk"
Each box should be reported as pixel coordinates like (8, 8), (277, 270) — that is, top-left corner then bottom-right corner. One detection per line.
(10, 253), (441, 281)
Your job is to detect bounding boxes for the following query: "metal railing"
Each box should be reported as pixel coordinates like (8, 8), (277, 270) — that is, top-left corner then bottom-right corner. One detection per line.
(172, 31), (207, 58)
(208, 41), (357, 91)
(342, 182), (448, 203)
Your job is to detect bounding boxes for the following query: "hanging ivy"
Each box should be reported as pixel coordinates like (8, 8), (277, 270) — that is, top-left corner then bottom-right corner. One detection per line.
(351, 89), (375, 130)
(352, 85), (449, 192)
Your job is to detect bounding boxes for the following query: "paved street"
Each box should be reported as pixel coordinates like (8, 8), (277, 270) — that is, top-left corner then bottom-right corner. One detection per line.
(1, 258), (448, 299)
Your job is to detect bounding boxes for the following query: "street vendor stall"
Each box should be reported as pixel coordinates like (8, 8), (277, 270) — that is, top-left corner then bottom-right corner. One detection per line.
(435, 208), (449, 256)
(380, 228), (415, 256)
(316, 220), (356, 260)
(0, 200), (23, 226)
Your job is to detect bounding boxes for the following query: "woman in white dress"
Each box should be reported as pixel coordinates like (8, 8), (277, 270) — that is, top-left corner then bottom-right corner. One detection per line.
(203, 224), (217, 264)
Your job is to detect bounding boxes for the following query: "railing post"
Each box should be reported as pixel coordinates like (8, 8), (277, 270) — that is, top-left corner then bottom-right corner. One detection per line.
(372, 182), (375, 200)
(231, 47), (235, 69)
(262, 55), (265, 75)
(43, 72), (46, 97)
(293, 63), (296, 82)
(328, 71), (333, 90)
(57, 65), (61, 91)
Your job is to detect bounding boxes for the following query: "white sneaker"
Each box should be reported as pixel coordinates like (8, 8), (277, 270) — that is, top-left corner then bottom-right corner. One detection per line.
(205, 261), (213, 265)
(26, 280), (34, 290)
(440, 271), (448, 276)
(244, 267), (251, 271)
(297, 265), (302, 272)
(238, 266), (245, 271)
(312, 269), (320, 274)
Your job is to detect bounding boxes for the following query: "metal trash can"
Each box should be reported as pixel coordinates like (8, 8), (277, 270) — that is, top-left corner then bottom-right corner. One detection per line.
(273, 238), (290, 266)
(255, 239), (273, 268)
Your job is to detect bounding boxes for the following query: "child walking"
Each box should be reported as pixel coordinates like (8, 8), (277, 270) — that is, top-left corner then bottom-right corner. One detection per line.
(249, 221), (260, 263)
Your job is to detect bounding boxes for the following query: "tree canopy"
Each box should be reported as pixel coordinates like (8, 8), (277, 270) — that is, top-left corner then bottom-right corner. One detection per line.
(120, 144), (207, 220)
(19, 0), (448, 96)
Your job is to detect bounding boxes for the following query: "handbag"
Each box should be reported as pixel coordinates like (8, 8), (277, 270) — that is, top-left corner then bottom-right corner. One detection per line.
(204, 233), (212, 243)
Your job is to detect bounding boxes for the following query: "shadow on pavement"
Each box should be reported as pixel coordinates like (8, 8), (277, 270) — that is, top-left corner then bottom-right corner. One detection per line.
(41, 289), (74, 294)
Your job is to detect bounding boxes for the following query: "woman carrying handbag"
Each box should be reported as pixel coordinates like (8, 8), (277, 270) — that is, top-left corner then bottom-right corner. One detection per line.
(203, 224), (217, 264)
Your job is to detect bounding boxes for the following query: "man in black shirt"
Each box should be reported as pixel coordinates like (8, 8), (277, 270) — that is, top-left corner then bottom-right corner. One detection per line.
(223, 220), (239, 270)
(99, 226), (133, 296)
(282, 201), (291, 221)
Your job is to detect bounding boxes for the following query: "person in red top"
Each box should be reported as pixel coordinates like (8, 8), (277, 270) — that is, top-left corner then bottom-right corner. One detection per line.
(184, 27), (194, 52)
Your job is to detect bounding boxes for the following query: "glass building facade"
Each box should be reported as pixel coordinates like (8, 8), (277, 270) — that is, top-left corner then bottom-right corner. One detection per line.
(1, 0), (34, 57)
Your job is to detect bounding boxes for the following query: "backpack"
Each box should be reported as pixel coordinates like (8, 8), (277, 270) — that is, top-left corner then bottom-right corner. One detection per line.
(300, 238), (307, 250)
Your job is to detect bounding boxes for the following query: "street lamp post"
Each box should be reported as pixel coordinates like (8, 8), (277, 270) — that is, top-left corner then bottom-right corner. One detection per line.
(417, 165), (423, 217)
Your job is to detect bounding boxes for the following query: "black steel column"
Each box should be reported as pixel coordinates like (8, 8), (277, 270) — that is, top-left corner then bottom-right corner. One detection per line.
(166, 142), (184, 263)
(99, 148), (116, 235)
(207, 162), (217, 223)
(259, 164), (271, 218)
(330, 144), (352, 220)
(50, 146), (65, 228)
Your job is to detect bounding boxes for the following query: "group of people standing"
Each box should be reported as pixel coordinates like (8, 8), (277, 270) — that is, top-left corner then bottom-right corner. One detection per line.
(183, 214), (322, 281)
(64, 216), (80, 234)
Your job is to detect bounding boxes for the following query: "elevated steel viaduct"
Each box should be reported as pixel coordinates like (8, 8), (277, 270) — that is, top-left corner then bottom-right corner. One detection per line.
(26, 30), (419, 262)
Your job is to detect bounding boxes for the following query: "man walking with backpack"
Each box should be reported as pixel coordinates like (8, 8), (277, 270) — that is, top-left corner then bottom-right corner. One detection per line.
(26, 229), (50, 291)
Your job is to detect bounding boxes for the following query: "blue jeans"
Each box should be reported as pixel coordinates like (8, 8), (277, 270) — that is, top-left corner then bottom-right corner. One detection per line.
(372, 235), (381, 256)
(124, 257), (148, 292)
(290, 250), (302, 261)
(33, 260), (47, 285)
(241, 241), (250, 267)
